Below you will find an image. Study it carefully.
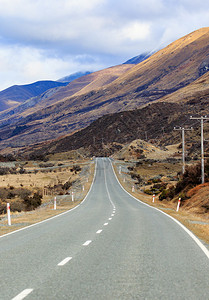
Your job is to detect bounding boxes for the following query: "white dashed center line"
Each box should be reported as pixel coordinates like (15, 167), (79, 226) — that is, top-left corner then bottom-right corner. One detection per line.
(108, 218), (112, 220)
(111, 214), (114, 217)
(57, 257), (72, 266)
(83, 240), (92, 246)
(12, 289), (33, 300)
(96, 229), (103, 234)
(104, 222), (108, 226)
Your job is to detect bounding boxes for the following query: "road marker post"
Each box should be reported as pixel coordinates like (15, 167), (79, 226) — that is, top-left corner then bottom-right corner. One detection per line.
(82, 185), (85, 191)
(119, 166), (121, 174)
(54, 197), (56, 210)
(152, 194), (155, 203)
(176, 197), (181, 212)
(7, 203), (11, 226)
(123, 177), (125, 182)
(132, 185), (135, 192)
(72, 191), (74, 202)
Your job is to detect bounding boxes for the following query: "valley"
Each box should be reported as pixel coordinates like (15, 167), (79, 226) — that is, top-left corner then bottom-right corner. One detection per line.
(0, 27), (208, 247)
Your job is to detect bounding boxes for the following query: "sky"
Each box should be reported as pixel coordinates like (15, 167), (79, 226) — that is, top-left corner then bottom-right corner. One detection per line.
(0, 0), (208, 90)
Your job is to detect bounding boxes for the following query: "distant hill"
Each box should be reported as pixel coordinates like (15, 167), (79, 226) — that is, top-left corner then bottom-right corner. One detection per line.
(0, 81), (68, 111)
(0, 64), (134, 137)
(0, 27), (209, 151)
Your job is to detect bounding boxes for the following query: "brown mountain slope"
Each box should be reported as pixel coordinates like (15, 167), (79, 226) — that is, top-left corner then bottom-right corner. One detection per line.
(0, 27), (209, 150)
(24, 99), (208, 159)
(156, 71), (209, 105)
(0, 64), (133, 120)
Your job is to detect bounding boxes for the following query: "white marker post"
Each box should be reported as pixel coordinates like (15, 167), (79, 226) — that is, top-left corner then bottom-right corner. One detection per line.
(83, 185), (85, 191)
(176, 197), (181, 212)
(72, 191), (74, 202)
(54, 197), (56, 210)
(132, 185), (135, 192)
(119, 166), (121, 175)
(123, 177), (126, 182)
(152, 194), (155, 203)
(7, 203), (11, 226)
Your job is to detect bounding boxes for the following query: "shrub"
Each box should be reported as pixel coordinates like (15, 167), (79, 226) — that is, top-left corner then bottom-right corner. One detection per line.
(0, 167), (10, 175)
(175, 163), (201, 194)
(16, 188), (32, 200)
(159, 186), (175, 201)
(0, 188), (8, 200)
(71, 165), (81, 173)
(62, 180), (72, 190)
(0, 202), (6, 214)
(24, 192), (42, 210)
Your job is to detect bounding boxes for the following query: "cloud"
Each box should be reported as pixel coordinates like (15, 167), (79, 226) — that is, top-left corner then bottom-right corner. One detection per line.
(0, 0), (208, 90)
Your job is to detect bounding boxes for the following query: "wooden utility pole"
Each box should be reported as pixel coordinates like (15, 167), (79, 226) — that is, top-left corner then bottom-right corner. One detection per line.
(174, 126), (193, 174)
(190, 116), (209, 184)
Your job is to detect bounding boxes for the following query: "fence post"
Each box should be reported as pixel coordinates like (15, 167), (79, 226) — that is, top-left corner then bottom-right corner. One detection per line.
(7, 203), (11, 226)
(54, 197), (56, 210)
(176, 197), (181, 212)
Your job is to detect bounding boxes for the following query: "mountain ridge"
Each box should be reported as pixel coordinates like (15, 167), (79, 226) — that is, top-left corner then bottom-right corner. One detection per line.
(0, 80), (69, 112)
(0, 27), (208, 151)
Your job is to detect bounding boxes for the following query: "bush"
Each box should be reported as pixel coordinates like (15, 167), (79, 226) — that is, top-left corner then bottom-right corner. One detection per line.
(24, 192), (42, 210)
(0, 188), (8, 200)
(0, 202), (6, 214)
(62, 180), (72, 190)
(159, 186), (175, 201)
(71, 165), (81, 173)
(175, 163), (201, 194)
(16, 188), (32, 200)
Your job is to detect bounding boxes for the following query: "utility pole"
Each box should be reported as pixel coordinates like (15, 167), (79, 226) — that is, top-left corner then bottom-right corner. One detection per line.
(174, 126), (193, 174)
(190, 116), (209, 184)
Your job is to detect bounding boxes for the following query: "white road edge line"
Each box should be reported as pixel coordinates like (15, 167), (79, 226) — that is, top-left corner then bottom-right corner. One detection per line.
(96, 229), (103, 234)
(12, 289), (33, 300)
(83, 240), (92, 246)
(110, 158), (209, 260)
(0, 160), (98, 240)
(57, 257), (72, 266)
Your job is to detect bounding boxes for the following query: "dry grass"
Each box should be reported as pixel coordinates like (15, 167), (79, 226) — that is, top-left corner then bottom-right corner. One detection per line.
(0, 160), (95, 236)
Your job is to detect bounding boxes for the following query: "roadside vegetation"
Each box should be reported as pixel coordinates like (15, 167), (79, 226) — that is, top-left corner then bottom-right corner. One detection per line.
(0, 156), (83, 215)
(126, 158), (209, 215)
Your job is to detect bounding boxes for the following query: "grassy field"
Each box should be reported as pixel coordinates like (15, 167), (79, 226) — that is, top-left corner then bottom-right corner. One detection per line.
(0, 159), (95, 236)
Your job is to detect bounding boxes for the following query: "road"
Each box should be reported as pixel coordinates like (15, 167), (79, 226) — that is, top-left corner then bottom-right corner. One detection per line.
(0, 158), (209, 299)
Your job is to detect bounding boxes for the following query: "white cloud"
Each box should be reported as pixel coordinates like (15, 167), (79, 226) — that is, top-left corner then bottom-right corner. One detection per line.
(0, 45), (105, 90)
(0, 0), (208, 90)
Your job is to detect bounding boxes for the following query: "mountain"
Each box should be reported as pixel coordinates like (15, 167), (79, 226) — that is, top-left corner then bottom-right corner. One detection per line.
(58, 71), (92, 83)
(0, 81), (68, 112)
(24, 98), (209, 158)
(0, 27), (209, 151)
(123, 53), (151, 64)
(0, 64), (134, 147)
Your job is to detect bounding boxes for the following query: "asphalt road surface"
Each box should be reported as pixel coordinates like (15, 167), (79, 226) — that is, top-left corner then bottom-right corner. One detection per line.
(0, 158), (209, 299)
